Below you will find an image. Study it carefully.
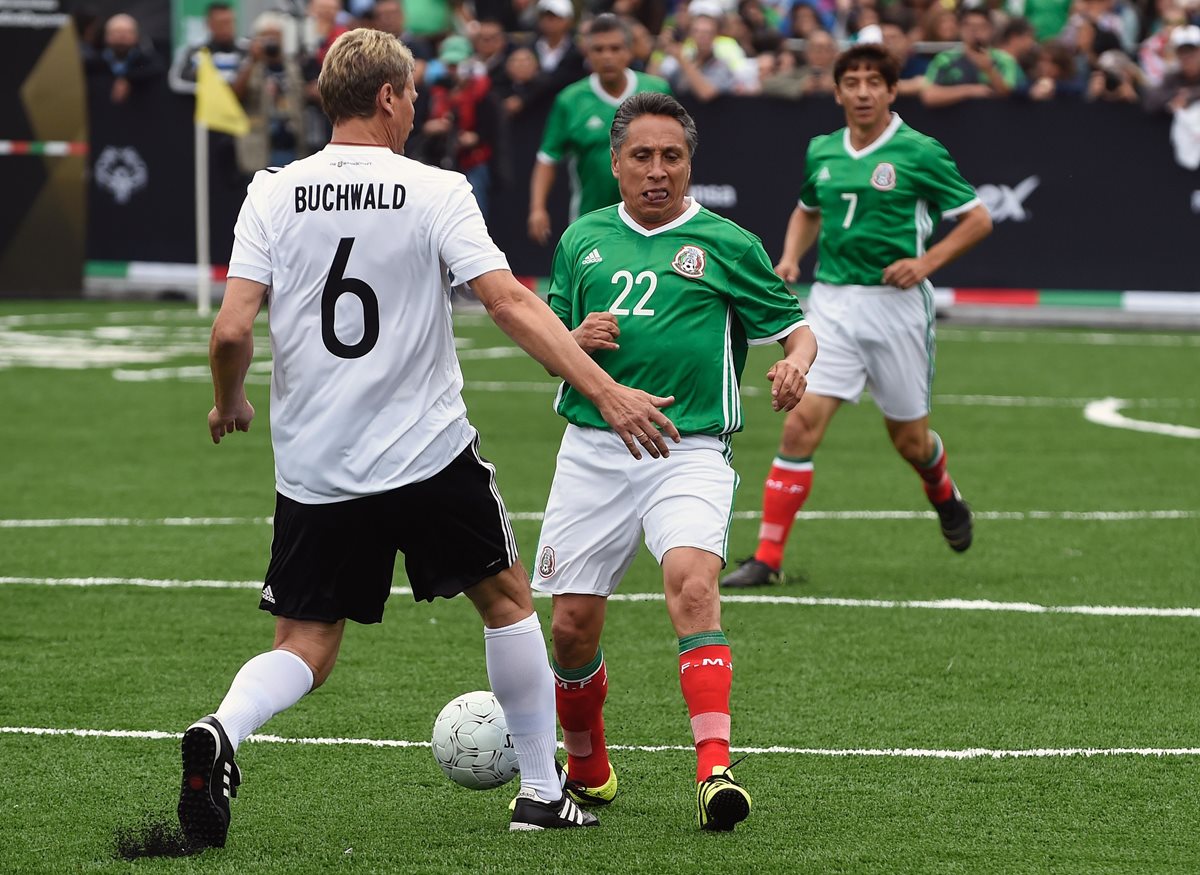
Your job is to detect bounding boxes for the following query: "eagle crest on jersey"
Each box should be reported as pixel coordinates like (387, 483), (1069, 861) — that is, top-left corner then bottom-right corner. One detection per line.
(871, 162), (897, 191)
(538, 546), (556, 578)
(671, 245), (706, 279)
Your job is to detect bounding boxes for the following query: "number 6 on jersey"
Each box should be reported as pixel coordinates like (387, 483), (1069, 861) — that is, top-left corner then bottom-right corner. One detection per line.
(322, 237), (380, 359)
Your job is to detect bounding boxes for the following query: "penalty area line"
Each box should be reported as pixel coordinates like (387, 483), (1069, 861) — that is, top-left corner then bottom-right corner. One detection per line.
(2, 726), (1198, 760)
(2, 577), (1200, 618)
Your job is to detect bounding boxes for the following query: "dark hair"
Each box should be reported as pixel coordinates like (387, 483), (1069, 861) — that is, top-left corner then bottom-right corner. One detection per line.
(610, 92), (699, 158)
(958, 5), (991, 24)
(880, 7), (914, 32)
(1000, 17), (1034, 42)
(833, 43), (899, 86)
(206, 2), (233, 15)
(590, 12), (633, 47)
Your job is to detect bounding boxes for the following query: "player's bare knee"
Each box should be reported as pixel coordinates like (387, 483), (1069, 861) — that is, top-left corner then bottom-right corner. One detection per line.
(668, 575), (720, 632)
(469, 564), (534, 627)
(780, 412), (819, 457)
(550, 608), (600, 667)
(891, 429), (930, 464)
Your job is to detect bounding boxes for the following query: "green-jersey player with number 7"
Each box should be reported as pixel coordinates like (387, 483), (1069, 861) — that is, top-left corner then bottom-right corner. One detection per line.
(530, 92), (816, 832)
(721, 44), (994, 590)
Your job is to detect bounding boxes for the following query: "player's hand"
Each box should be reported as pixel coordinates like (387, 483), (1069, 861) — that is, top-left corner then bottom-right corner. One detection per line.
(528, 208), (552, 245)
(572, 312), (620, 353)
(882, 257), (929, 290)
(766, 359), (809, 412)
(774, 261), (800, 283)
(208, 398), (255, 444)
(595, 387), (680, 460)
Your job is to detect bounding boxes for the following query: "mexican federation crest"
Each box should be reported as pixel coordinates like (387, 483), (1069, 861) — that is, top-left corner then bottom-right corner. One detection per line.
(870, 162), (897, 191)
(671, 245), (706, 279)
(537, 546), (556, 578)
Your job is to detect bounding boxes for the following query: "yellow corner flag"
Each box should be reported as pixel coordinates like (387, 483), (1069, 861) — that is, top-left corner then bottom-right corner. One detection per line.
(195, 49), (249, 136)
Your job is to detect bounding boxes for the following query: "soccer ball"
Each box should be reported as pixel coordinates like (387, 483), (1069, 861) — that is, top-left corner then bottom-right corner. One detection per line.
(431, 690), (519, 790)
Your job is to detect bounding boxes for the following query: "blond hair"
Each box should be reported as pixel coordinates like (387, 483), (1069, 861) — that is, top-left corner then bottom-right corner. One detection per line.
(318, 29), (415, 125)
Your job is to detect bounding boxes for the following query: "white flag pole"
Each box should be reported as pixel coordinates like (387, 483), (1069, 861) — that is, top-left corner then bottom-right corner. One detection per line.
(195, 120), (212, 317)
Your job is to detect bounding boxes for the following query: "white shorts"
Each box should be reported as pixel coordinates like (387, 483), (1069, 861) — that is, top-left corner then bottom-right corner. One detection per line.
(804, 281), (936, 422)
(531, 425), (739, 597)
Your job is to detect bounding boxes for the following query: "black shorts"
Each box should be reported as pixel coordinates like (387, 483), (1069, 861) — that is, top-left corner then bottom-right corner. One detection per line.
(260, 437), (518, 624)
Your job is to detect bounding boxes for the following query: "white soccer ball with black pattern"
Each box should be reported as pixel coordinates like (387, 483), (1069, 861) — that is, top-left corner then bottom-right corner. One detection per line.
(431, 690), (519, 790)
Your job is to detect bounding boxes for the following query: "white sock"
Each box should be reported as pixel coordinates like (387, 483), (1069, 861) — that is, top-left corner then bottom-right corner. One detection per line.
(484, 612), (561, 802)
(213, 649), (314, 752)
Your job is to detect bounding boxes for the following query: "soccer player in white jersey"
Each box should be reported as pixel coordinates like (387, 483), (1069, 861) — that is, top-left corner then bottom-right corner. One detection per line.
(721, 44), (994, 589)
(177, 28), (683, 847)
(529, 92), (817, 831)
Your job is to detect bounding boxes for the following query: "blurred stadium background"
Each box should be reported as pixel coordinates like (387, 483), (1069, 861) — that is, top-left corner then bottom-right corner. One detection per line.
(2, 1), (1199, 871)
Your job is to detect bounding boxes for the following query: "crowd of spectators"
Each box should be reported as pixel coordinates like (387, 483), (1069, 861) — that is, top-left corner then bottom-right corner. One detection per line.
(77, 0), (1200, 180)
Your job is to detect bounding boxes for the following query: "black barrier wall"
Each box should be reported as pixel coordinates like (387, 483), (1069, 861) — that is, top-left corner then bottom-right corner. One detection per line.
(87, 82), (244, 266)
(86, 95), (1200, 291)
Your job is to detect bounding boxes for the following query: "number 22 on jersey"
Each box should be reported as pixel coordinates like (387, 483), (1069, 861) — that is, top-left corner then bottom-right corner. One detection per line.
(609, 269), (657, 316)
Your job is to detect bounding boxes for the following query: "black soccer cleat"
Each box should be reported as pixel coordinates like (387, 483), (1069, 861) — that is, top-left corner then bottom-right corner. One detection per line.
(178, 715), (241, 850)
(720, 558), (784, 588)
(697, 766), (752, 832)
(510, 789), (599, 831)
(934, 485), (973, 553)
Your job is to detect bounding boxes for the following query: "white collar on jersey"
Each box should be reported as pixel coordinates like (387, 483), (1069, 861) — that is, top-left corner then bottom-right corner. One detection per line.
(589, 69), (638, 107)
(617, 196), (701, 237)
(842, 112), (903, 160)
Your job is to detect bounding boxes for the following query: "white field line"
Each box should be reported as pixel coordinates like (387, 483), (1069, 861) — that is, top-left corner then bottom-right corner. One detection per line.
(1084, 397), (1200, 440)
(2, 509), (1195, 529)
(3, 577), (1199, 619)
(0, 516), (273, 528)
(5, 311), (1197, 347)
(2, 726), (1198, 760)
(936, 328), (1200, 348)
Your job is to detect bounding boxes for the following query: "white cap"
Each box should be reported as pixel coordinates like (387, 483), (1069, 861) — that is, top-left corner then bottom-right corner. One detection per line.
(856, 24), (883, 44)
(536, 0), (574, 18)
(688, 0), (725, 20)
(1171, 24), (1200, 49)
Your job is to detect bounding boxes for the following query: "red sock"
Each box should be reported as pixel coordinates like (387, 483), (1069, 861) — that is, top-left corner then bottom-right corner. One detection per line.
(913, 432), (954, 504)
(553, 654), (610, 788)
(754, 457), (813, 570)
(678, 635), (732, 782)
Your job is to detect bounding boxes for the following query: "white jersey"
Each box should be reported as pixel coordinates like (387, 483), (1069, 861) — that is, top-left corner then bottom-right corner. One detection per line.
(228, 143), (510, 503)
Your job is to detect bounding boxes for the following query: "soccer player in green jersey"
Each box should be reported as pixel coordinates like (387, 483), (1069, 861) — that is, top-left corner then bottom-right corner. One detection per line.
(529, 92), (817, 831)
(721, 44), (993, 589)
(527, 14), (671, 245)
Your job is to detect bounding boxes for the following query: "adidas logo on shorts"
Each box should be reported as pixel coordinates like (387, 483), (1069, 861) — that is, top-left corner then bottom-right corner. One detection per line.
(261, 585), (276, 604)
(581, 248), (603, 266)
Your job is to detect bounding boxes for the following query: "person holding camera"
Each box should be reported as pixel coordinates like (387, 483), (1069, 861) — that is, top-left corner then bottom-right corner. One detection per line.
(414, 35), (500, 221)
(233, 13), (312, 172)
(921, 6), (1025, 108)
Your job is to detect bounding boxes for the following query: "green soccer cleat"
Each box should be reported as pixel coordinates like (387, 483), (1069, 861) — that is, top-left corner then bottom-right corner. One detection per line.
(564, 762), (618, 806)
(720, 558), (784, 588)
(696, 765), (751, 832)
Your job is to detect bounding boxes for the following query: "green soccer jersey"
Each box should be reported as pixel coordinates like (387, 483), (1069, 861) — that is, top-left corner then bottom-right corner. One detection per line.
(549, 200), (807, 436)
(798, 114), (980, 287)
(537, 70), (671, 221)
